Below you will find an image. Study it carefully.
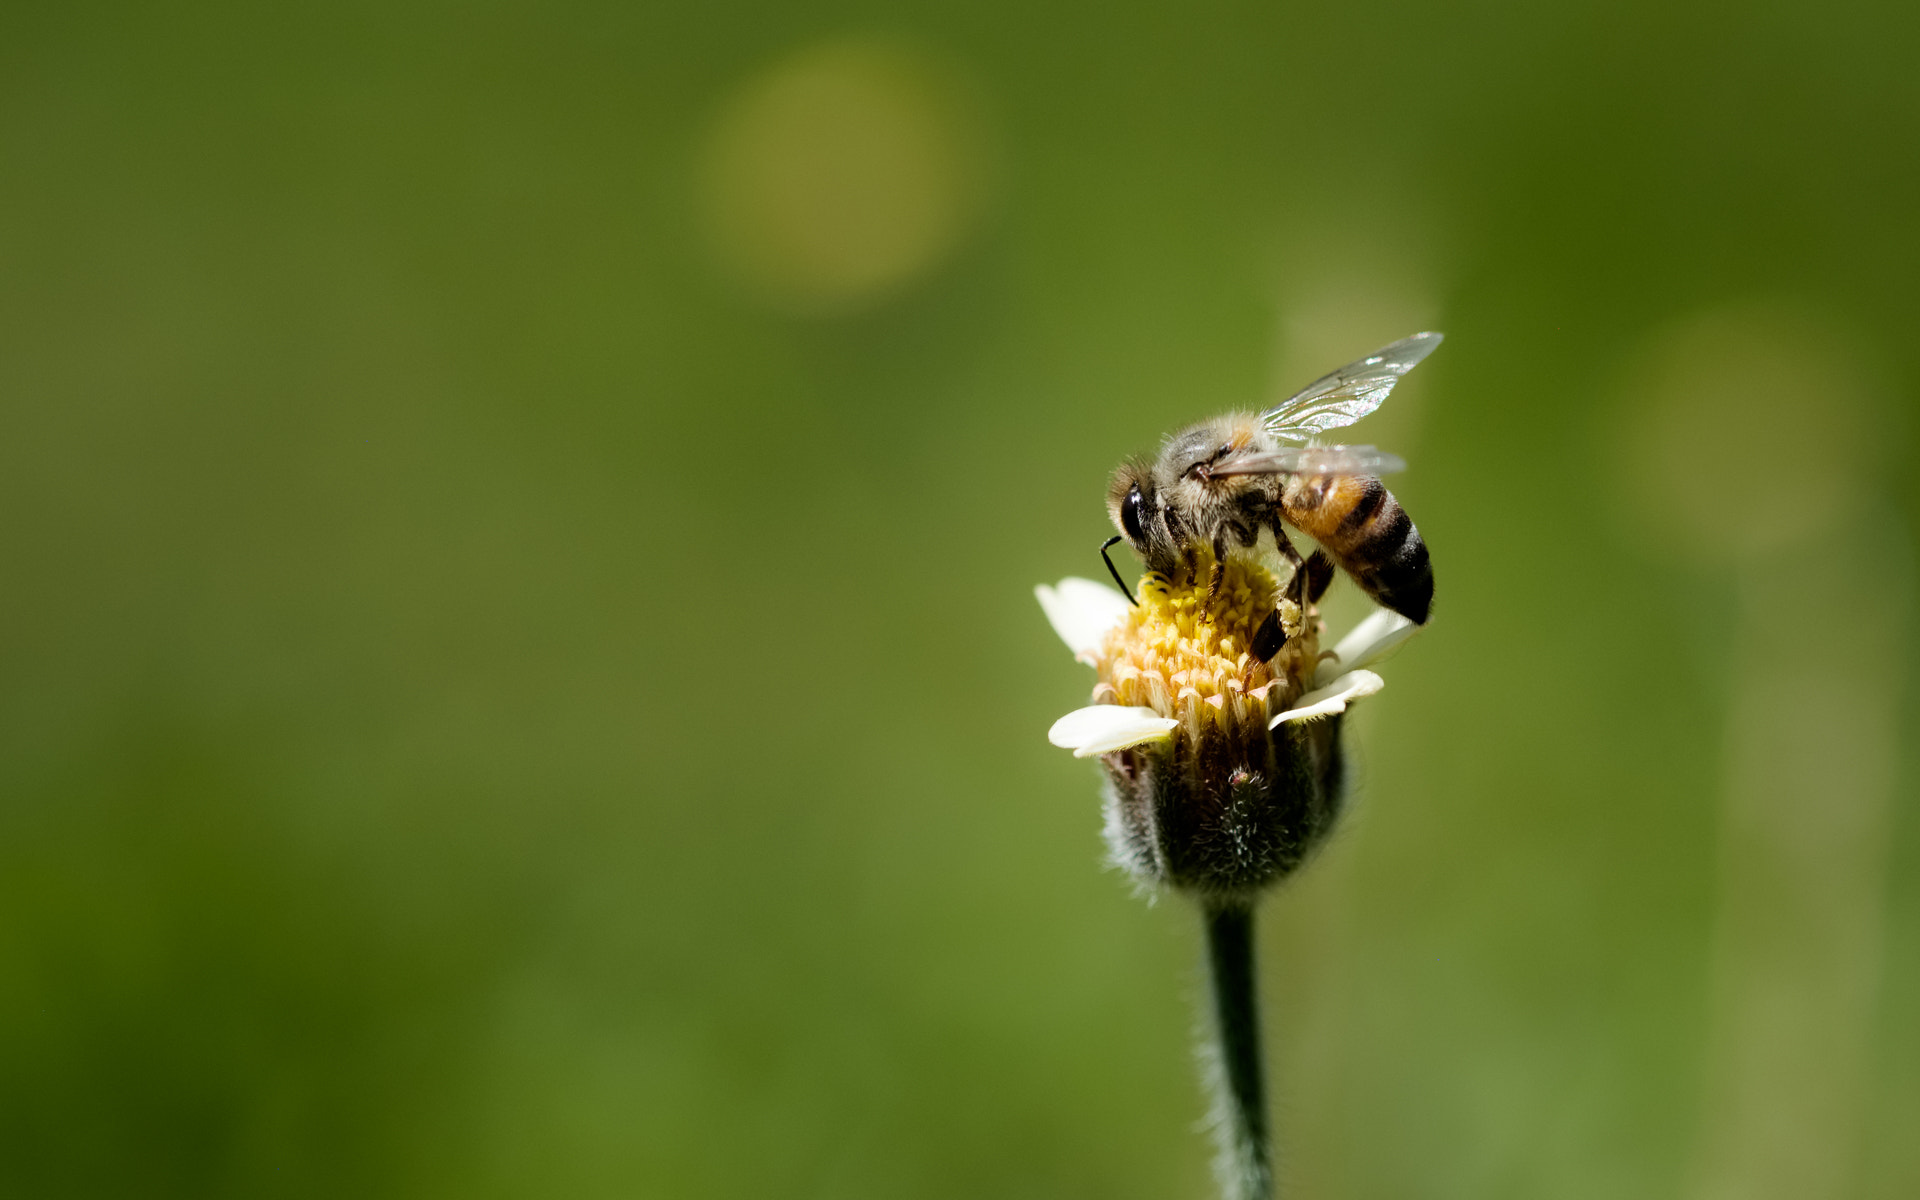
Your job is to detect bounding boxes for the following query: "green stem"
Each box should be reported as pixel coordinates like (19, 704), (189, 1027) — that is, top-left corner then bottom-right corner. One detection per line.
(1203, 901), (1272, 1200)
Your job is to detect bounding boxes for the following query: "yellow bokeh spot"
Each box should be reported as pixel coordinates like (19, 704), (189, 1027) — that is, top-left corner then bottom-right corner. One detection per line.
(699, 36), (992, 315)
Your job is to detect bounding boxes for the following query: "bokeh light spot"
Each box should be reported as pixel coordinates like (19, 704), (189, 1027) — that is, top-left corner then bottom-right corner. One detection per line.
(699, 37), (992, 315)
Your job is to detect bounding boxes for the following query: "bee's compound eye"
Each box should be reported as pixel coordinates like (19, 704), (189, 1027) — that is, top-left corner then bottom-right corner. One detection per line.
(1122, 484), (1146, 542)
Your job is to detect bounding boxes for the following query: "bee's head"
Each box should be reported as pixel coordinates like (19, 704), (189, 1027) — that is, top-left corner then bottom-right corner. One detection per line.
(1105, 458), (1187, 589)
(1106, 460), (1156, 554)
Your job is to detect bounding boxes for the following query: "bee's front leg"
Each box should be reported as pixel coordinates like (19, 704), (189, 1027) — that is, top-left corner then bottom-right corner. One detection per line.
(1206, 532), (1228, 601)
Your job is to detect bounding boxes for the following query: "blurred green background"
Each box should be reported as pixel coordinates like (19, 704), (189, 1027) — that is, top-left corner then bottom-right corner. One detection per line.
(3, 1), (1917, 1197)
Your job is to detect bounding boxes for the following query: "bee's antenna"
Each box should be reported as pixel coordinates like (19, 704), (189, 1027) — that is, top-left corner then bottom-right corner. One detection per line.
(1100, 535), (1138, 606)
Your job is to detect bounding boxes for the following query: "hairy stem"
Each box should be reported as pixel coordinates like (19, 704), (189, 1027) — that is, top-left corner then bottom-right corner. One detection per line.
(1203, 901), (1272, 1200)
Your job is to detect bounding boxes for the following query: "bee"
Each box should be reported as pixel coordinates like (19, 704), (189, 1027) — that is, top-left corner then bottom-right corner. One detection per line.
(1102, 332), (1440, 649)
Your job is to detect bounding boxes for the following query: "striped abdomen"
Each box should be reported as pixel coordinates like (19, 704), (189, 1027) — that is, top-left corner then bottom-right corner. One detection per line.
(1280, 474), (1433, 624)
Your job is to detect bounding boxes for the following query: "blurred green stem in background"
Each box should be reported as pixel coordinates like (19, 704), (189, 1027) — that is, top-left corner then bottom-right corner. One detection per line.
(1204, 903), (1272, 1200)
(1685, 521), (1912, 1200)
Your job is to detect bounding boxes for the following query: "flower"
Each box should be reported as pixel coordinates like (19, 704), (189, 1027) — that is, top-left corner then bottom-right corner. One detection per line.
(1036, 552), (1417, 900)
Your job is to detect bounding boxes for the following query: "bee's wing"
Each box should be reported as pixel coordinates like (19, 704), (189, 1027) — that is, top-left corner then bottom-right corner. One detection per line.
(1212, 444), (1407, 477)
(1261, 331), (1443, 442)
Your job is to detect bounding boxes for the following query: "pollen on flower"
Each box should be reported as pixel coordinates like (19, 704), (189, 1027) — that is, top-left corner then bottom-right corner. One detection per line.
(1089, 548), (1321, 746)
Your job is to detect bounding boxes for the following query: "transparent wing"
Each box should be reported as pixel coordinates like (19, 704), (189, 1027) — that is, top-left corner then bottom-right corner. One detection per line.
(1261, 331), (1444, 442)
(1211, 444), (1406, 477)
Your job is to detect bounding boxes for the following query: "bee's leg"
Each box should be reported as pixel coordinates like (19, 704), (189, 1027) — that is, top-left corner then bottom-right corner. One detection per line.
(1250, 609), (1286, 662)
(1303, 550), (1335, 604)
(1269, 517), (1308, 639)
(1207, 532), (1229, 601)
(1270, 519), (1308, 594)
(1268, 516), (1304, 573)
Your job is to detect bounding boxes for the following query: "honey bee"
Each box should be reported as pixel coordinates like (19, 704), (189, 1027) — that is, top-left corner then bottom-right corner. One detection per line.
(1103, 332), (1440, 649)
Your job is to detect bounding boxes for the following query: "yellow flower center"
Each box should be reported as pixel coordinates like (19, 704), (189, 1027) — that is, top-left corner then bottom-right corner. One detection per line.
(1090, 549), (1321, 741)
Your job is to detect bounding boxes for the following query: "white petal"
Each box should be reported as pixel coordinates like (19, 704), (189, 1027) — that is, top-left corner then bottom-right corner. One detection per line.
(1036, 577), (1132, 663)
(1048, 705), (1178, 758)
(1270, 669), (1385, 726)
(1315, 609), (1418, 688)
